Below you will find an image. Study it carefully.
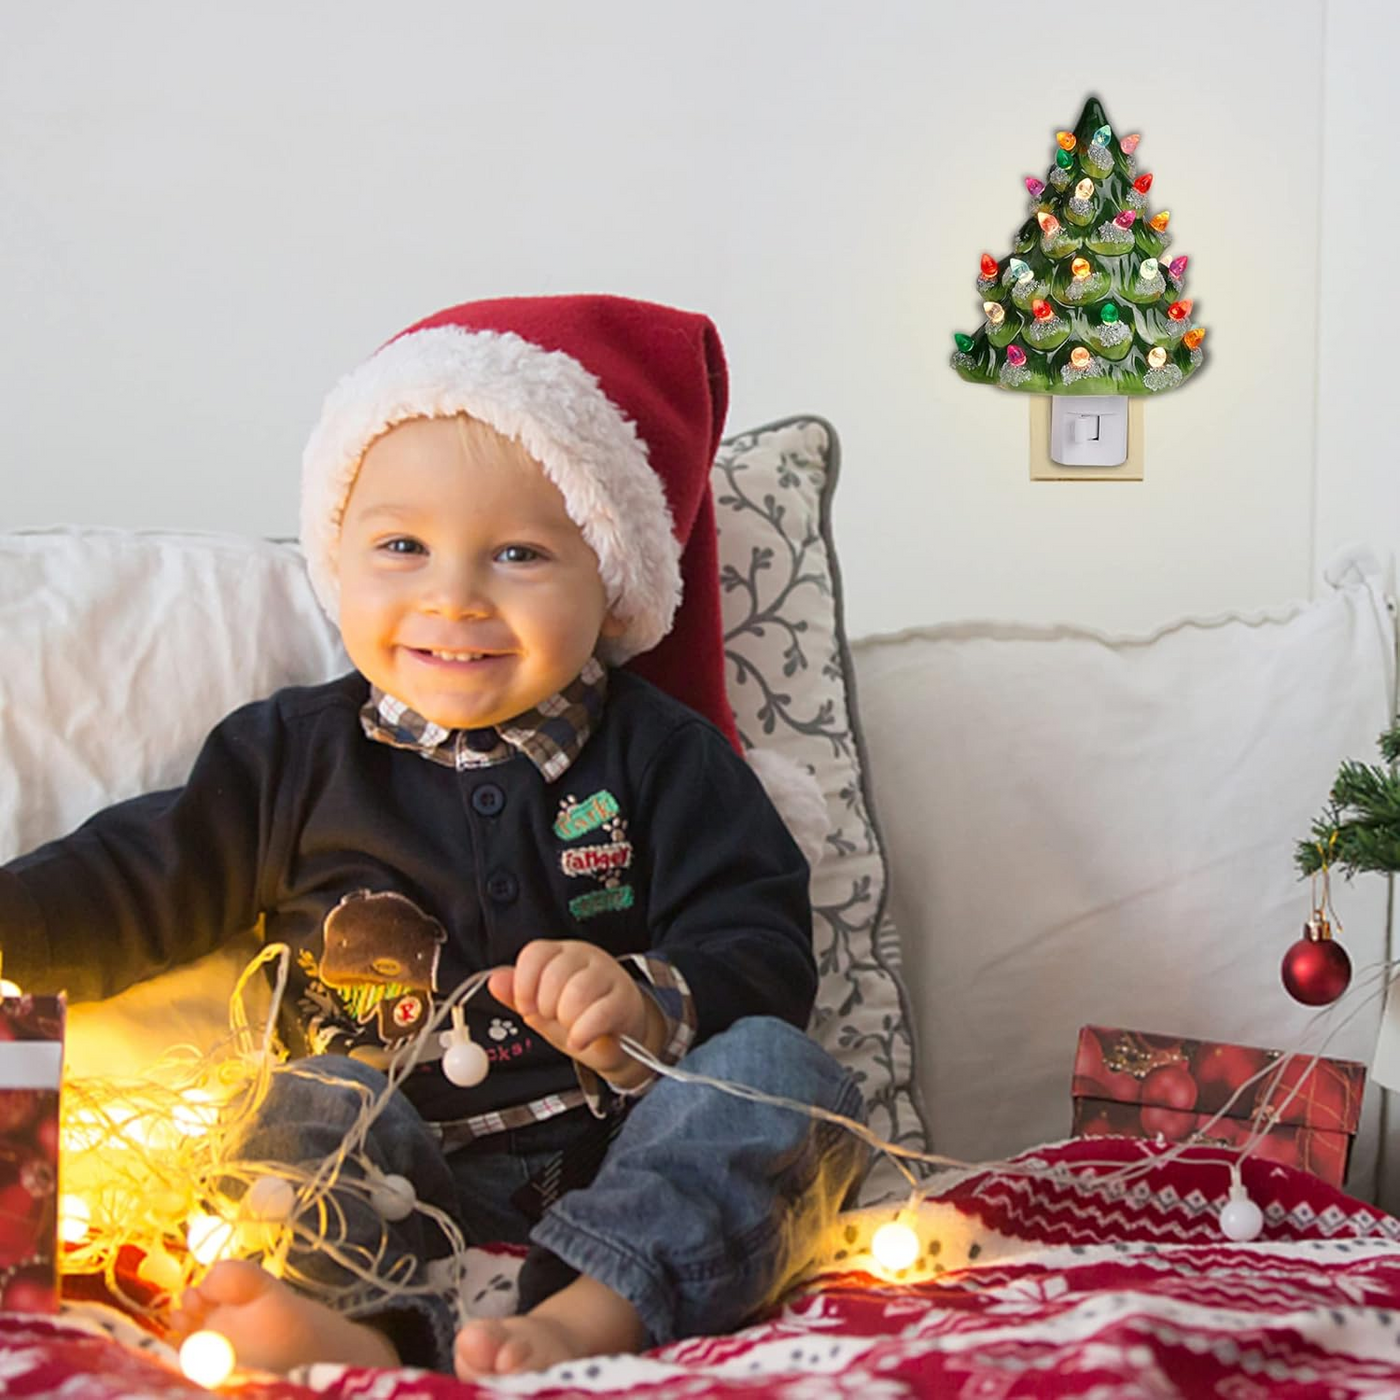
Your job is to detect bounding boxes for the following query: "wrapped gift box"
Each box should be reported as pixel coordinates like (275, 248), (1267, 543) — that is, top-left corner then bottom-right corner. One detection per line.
(1071, 1024), (1365, 1188)
(0, 995), (64, 1311)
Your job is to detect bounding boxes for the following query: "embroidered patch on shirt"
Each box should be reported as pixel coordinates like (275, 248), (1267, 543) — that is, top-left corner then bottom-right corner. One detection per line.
(553, 790), (620, 840)
(569, 885), (635, 920)
(559, 841), (633, 878)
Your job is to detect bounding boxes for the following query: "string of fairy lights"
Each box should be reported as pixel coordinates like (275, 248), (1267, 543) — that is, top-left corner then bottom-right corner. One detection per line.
(30, 943), (1395, 1387)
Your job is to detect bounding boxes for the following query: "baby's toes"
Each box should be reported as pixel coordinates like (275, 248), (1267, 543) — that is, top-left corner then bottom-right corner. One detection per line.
(454, 1319), (511, 1378)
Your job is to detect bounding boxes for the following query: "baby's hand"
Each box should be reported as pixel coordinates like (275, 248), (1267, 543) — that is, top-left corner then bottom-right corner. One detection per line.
(488, 940), (664, 1087)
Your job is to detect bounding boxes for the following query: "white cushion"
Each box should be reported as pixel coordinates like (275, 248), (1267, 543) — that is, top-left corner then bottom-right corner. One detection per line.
(714, 418), (925, 1200)
(0, 528), (348, 1076)
(851, 549), (1397, 1204)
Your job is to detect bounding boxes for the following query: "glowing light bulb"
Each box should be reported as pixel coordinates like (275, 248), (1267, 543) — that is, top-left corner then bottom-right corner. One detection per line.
(1183, 327), (1206, 350)
(1056, 131), (1076, 152)
(1031, 299), (1053, 321)
(1070, 257), (1091, 280)
(1149, 210), (1171, 232)
(1090, 125), (1112, 148)
(1167, 299), (1193, 321)
(58, 1195), (91, 1245)
(1134, 172), (1154, 194)
(171, 1089), (218, 1138)
(1024, 177), (1044, 198)
(180, 1330), (236, 1388)
(1069, 346), (1091, 369)
(187, 1212), (235, 1266)
(980, 253), (998, 280)
(1138, 258), (1159, 281)
(1147, 346), (1168, 369)
(983, 301), (1005, 326)
(0, 981), (21, 999)
(1008, 258), (1033, 283)
(1036, 211), (1060, 235)
(1169, 255), (1189, 280)
(137, 1246), (185, 1294)
(1120, 133), (1141, 155)
(1074, 178), (1094, 200)
(953, 332), (975, 353)
(1005, 345), (1027, 367)
(1055, 148), (1074, 170)
(1099, 302), (1120, 324)
(871, 1220), (920, 1272)
(1114, 210), (1137, 230)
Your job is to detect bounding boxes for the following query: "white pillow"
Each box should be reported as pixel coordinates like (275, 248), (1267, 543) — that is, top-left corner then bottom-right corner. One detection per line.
(851, 550), (1397, 1205)
(714, 418), (926, 1201)
(0, 529), (349, 1076)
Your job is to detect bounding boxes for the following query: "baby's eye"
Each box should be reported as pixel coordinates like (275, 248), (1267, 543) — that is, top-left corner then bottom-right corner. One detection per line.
(497, 544), (543, 564)
(379, 537), (426, 555)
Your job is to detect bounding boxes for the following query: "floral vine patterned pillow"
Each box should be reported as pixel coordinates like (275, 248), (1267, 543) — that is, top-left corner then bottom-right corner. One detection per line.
(714, 417), (929, 1200)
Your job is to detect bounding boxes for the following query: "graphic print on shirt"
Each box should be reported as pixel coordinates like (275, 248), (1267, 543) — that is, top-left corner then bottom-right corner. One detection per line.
(304, 890), (445, 1049)
(554, 788), (634, 920)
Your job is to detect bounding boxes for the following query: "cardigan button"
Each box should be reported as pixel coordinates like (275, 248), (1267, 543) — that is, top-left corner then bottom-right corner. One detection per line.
(485, 870), (519, 904)
(471, 783), (505, 816)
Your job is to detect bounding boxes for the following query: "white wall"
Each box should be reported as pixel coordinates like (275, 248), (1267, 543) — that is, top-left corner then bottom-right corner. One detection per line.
(0, 0), (1390, 642)
(1315, 0), (1400, 592)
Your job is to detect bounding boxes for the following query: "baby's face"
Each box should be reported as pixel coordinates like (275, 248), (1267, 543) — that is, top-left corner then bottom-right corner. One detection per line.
(337, 416), (622, 730)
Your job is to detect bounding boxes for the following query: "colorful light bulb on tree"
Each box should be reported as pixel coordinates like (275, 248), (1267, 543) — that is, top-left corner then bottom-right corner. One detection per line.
(949, 95), (1208, 395)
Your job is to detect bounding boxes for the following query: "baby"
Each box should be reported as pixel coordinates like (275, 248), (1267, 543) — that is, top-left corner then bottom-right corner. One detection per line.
(1, 295), (866, 1377)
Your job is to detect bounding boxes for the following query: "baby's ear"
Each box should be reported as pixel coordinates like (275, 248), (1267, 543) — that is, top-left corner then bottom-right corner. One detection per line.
(599, 610), (629, 641)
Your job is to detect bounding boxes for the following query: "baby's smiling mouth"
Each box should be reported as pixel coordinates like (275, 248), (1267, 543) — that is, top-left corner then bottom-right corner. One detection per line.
(405, 647), (509, 665)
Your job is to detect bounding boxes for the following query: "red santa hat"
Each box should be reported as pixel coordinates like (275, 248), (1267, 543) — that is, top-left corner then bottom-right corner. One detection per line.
(300, 293), (740, 752)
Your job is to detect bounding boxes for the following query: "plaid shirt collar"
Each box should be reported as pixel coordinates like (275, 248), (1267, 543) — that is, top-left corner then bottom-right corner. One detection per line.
(360, 656), (607, 783)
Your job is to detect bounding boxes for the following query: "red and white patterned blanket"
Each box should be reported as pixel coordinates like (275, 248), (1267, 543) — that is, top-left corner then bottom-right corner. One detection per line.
(9, 1138), (1400, 1398)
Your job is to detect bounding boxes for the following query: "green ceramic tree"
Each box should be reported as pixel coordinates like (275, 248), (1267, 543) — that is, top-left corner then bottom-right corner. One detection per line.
(950, 95), (1206, 397)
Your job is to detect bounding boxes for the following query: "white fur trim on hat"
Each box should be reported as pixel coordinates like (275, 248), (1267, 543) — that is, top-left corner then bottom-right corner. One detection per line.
(299, 326), (681, 664)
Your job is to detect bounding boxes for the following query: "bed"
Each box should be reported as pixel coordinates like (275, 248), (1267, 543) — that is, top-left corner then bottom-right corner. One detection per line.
(6, 417), (1400, 1395)
(22, 1137), (1400, 1396)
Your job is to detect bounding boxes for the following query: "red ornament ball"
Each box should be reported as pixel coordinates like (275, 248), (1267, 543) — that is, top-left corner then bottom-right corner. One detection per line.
(1281, 934), (1352, 1005)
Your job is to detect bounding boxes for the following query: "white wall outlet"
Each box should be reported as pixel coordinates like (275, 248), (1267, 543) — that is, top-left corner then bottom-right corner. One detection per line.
(1050, 395), (1128, 467)
(1029, 397), (1144, 482)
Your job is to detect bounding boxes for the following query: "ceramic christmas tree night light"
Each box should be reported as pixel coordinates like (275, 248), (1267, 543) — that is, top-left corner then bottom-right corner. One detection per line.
(951, 95), (1206, 402)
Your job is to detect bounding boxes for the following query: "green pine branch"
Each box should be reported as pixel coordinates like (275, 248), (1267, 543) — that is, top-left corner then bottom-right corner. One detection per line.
(1296, 724), (1400, 877)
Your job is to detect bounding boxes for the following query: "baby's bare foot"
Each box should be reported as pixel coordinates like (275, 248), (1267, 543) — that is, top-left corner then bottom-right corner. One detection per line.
(170, 1259), (399, 1375)
(454, 1314), (579, 1376)
(454, 1273), (645, 1378)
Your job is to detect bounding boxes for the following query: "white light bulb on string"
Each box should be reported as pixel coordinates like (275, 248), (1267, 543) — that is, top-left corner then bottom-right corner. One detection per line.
(244, 1175), (295, 1223)
(0, 980), (20, 998)
(137, 1245), (185, 1294)
(238, 1175), (297, 1254)
(439, 1007), (489, 1087)
(187, 1211), (236, 1266)
(368, 1170), (416, 1222)
(871, 1217), (920, 1273)
(180, 1330), (236, 1388)
(57, 1194), (91, 1246)
(1139, 258), (1159, 282)
(1219, 1169), (1263, 1242)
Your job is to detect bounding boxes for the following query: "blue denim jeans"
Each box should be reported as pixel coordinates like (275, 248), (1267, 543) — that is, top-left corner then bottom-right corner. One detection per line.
(227, 1017), (867, 1372)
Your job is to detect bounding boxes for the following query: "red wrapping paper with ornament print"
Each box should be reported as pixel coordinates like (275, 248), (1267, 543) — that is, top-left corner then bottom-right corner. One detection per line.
(0, 996), (63, 1312)
(1071, 1024), (1364, 1188)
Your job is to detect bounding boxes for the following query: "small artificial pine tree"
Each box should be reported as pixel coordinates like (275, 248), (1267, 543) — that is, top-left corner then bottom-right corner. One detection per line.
(1297, 722), (1400, 880)
(950, 95), (1207, 397)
